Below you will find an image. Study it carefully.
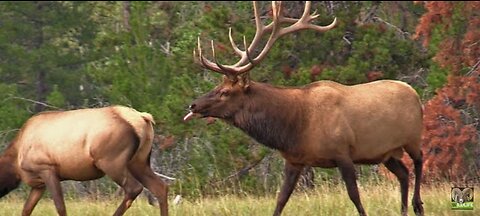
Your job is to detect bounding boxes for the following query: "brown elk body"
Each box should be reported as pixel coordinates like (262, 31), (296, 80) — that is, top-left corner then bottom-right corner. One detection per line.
(185, 2), (424, 216)
(0, 105), (169, 216)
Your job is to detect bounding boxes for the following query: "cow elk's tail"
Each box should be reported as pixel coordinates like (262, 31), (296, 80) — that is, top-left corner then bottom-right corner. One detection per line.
(111, 106), (155, 163)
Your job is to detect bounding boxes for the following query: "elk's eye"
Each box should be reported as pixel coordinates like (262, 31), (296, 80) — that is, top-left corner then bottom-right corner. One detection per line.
(219, 90), (230, 97)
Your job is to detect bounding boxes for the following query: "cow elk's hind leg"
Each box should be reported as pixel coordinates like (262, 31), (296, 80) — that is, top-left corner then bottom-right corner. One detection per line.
(336, 159), (367, 216)
(22, 187), (45, 216)
(113, 174), (143, 216)
(39, 170), (66, 216)
(96, 162), (143, 216)
(383, 157), (409, 216)
(129, 162), (169, 216)
(273, 162), (304, 216)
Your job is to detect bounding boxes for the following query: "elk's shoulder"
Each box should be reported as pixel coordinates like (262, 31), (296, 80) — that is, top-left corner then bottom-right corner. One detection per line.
(304, 80), (347, 91)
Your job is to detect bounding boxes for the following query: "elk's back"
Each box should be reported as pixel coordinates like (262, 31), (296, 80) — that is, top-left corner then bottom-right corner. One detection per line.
(304, 80), (422, 163)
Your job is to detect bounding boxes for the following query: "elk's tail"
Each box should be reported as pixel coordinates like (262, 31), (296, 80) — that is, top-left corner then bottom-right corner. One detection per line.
(112, 106), (155, 164)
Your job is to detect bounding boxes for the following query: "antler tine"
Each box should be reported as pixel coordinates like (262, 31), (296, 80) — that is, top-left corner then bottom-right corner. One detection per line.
(249, 1), (337, 65)
(193, 48), (197, 63)
(210, 40), (215, 60)
(230, 1), (280, 68)
(230, 1), (266, 68)
(196, 36), (233, 76)
(193, 1), (337, 78)
(229, 28), (243, 56)
(300, 1), (312, 22)
(278, 1), (337, 35)
(244, 35), (256, 69)
(212, 39), (239, 75)
(195, 1), (268, 76)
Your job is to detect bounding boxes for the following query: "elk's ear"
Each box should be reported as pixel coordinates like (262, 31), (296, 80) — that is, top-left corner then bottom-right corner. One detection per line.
(238, 73), (250, 90)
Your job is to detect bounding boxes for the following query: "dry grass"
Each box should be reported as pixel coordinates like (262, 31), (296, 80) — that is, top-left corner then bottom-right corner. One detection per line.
(0, 181), (478, 216)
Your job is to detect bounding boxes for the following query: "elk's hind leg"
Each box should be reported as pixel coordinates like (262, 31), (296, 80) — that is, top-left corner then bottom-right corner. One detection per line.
(96, 161), (143, 216)
(404, 144), (424, 216)
(383, 157), (409, 216)
(128, 161), (169, 216)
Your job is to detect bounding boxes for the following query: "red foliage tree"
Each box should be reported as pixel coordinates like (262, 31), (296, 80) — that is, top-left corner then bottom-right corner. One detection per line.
(395, 1), (480, 182)
(366, 71), (384, 82)
(412, 74), (479, 181)
(310, 64), (323, 81)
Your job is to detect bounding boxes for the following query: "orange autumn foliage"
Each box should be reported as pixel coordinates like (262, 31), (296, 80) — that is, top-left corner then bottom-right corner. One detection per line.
(382, 1), (480, 182)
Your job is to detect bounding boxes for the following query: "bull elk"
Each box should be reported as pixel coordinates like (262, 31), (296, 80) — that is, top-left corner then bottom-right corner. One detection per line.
(0, 106), (169, 216)
(184, 1), (424, 216)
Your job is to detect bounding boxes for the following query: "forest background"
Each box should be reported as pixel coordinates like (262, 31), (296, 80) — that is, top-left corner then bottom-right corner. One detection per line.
(0, 1), (478, 199)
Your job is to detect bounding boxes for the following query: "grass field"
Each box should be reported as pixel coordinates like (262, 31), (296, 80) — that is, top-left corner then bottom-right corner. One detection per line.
(0, 182), (477, 216)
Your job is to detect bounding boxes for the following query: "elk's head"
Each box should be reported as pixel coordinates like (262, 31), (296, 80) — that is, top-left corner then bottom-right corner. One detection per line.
(184, 1), (336, 122)
(0, 153), (21, 198)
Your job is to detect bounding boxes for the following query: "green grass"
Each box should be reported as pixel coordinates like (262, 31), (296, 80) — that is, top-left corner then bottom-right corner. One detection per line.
(0, 182), (478, 216)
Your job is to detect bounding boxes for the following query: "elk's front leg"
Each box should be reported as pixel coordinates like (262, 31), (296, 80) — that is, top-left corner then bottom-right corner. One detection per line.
(336, 159), (367, 216)
(22, 187), (45, 216)
(273, 161), (304, 216)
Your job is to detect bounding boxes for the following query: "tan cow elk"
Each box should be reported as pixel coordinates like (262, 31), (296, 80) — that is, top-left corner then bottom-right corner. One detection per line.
(184, 1), (424, 216)
(0, 105), (169, 216)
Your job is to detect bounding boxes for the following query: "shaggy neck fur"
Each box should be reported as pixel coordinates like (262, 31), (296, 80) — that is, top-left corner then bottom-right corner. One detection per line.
(229, 82), (306, 151)
(0, 142), (21, 198)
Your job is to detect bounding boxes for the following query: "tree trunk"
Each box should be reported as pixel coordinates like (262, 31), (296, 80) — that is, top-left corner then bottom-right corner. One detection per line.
(34, 2), (47, 113)
(123, 1), (131, 32)
(35, 69), (47, 112)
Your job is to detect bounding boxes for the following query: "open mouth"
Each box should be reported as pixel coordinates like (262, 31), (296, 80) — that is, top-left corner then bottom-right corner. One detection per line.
(184, 111), (218, 125)
(183, 111), (203, 122)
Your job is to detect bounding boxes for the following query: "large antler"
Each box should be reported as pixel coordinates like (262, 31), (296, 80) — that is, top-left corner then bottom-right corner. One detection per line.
(194, 1), (337, 78)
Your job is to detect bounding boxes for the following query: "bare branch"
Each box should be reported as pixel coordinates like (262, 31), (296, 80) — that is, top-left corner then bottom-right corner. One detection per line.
(3, 96), (62, 110)
(372, 16), (410, 38)
(123, 1), (131, 31)
(466, 58), (480, 76)
(160, 41), (171, 56)
(211, 153), (270, 185)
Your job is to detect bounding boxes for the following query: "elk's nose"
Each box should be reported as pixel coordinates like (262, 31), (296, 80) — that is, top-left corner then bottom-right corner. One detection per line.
(189, 104), (196, 110)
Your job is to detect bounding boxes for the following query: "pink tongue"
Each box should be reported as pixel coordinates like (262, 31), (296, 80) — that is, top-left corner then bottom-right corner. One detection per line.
(183, 112), (195, 122)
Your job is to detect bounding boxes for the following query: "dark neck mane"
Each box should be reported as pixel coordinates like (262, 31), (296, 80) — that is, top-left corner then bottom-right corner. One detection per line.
(230, 82), (306, 151)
